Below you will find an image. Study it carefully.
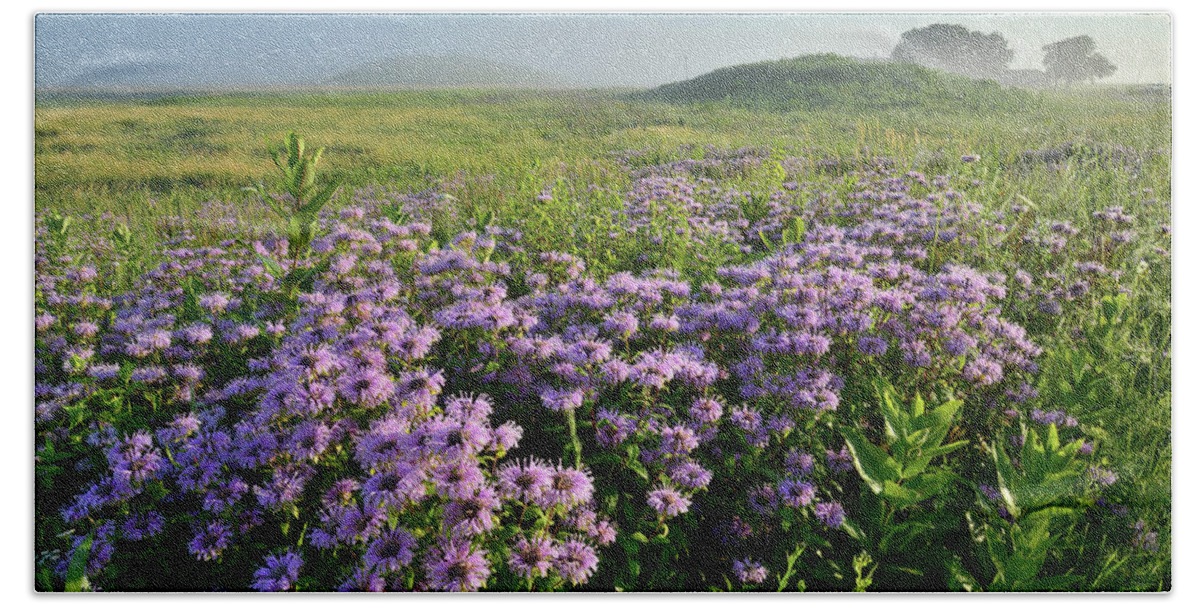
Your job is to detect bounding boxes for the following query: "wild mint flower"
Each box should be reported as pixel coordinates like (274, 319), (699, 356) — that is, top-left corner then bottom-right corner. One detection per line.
(689, 397), (723, 424)
(338, 566), (385, 592)
(203, 478), (249, 513)
(554, 537), (599, 586)
(87, 363), (121, 380)
(660, 425), (700, 455)
(509, 535), (559, 579)
(426, 539), (490, 592)
(814, 501), (846, 528)
(779, 479), (816, 508)
(588, 520), (618, 546)
(251, 551), (303, 592)
(669, 461), (713, 490)
(785, 449), (815, 477)
(188, 521), (232, 561)
(1132, 520), (1159, 552)
(1088, 467), (1119, 487)
(540, 465), (594, 509)
(733, 559), (768, 584)
(432, 458), (486, 499)
(444, 486), (501, 535)
(823, 446), (853, 473)
(647, 484), (691, 518)
(539, 386), (584, 412)
(121, 511), (165, 541)
(364, 529), (416, 573)
(497, 458), (552, 503)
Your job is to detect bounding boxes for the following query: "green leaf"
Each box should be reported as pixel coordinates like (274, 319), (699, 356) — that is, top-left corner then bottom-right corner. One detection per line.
(903, 468), (955, 501)
(300, 181), (340, 215)
(841, 427), (902, 493)
(258, 254), (285, 280)
(916, 439), (969, 463)
(758, 229), (775, 252)
(874, 378), (909, 446)
(881, 480), (921, 506)
(64, 533), (93, 592)
(946, 555), (981, 591)
(1027, 574), (1085, 591)
(288, 133), (303, 168)
(989, 441), (1022, 518)
(1046, 423), (1060, 452)
(791, 216), (806, 242)
(914, 399), (962, 447)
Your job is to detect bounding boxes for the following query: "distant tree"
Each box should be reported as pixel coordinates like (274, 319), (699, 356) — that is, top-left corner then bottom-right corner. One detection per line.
(1042, 35), (1117, 86)
(891, 23), (1015, 78)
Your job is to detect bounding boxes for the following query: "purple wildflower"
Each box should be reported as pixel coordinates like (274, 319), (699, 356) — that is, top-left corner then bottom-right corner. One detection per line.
(509, 535), (559, 579)
(814, 501), (846, 528)
(540, 465), (594, 509)
(364, 529), (416, 573)
(734, 559), (768, 584)
(647, 484), (691, 518)
(554, 537), (599, 586)
(188, 521), (232, 561)
(426, 539), (490, 592)
(251, 551), (303, 592)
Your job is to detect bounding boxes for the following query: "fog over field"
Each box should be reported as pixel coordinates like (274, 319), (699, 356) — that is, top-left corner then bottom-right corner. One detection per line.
(35, 12), (1171, 90)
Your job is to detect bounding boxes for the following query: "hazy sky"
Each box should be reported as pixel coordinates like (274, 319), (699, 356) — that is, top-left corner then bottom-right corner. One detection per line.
(34, 12), (1172, 88)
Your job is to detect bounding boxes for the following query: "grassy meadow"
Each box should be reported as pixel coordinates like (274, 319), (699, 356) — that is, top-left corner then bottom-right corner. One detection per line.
(34, 77), (1171, 591)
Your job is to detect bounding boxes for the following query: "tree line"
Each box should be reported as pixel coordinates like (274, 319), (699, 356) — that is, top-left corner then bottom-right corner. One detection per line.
(891, 23), (1118, 87)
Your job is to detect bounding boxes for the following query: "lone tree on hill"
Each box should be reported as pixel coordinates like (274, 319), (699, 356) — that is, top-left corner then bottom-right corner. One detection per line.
(1042, 35), (1117, 86)
(892, 23), (1015, 78)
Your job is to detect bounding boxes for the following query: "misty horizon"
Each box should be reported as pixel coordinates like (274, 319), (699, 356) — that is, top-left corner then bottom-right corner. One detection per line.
(35, 13), (1172, 91)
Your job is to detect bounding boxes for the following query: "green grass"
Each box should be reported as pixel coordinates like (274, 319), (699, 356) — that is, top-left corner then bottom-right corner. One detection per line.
(36, 85), (1168, 220)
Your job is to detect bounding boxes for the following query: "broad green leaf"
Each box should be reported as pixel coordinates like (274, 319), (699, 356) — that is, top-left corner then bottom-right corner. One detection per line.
(989, 441), (1022, 518)
(841, 427), (902, 493)
(874, 378), (909, 446)
(917, 439), (968, 462)
(300, 181), (341, 215)
(881, 480), (921, 507)
(1027, 574), (1085, 591)
(945, 555), (980, 591)
(258, 254), (285, 279)
(64, 533), (93, 592)
(37, 567), (53, 592)
(903, 468), (955, 500)
(758, 229), (775, 252)
(626, 457), (649, 481)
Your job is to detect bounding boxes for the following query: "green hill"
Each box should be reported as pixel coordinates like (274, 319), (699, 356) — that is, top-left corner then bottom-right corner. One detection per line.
(633, 53), (1033, 112)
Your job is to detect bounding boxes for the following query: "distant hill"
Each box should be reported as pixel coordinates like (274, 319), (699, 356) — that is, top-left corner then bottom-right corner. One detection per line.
(38, 54), (569, 93)
(322, 55), (568, 89)
(632, 53), (1033, 112)
(59, 61), (196, 91)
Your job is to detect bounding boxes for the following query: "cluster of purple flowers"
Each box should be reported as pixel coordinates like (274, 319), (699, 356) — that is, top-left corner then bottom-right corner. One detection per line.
(35, 143), (1161, 591)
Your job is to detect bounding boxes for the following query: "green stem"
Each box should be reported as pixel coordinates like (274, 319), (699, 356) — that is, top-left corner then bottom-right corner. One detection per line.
(565, 408), (582, 469)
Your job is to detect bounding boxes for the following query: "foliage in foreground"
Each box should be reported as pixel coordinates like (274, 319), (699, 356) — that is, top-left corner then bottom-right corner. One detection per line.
(35, 136), (1169, 591)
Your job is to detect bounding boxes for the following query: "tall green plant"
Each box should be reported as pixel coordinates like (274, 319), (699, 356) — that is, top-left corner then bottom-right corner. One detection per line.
(838, 379), (969, 587)
(951, 424), (1092, 591)
(246, 132), (341, 260)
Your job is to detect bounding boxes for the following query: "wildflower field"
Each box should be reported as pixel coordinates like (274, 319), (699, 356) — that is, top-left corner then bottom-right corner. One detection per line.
(33, 85), (1171, 592)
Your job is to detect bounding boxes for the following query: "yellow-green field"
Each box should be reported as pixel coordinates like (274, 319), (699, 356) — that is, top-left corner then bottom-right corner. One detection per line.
(36, 87), (1169, 222)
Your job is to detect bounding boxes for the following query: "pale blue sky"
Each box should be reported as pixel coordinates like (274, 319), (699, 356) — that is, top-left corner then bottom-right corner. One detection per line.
(34, 12), (1172, 89)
